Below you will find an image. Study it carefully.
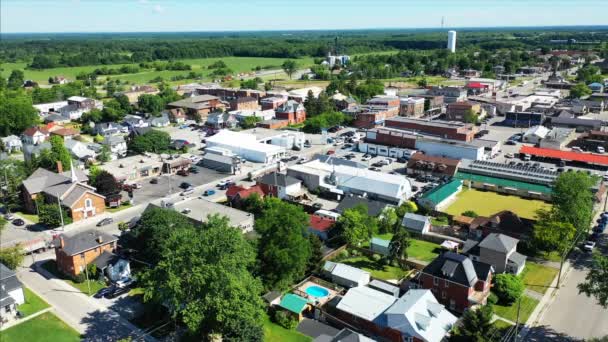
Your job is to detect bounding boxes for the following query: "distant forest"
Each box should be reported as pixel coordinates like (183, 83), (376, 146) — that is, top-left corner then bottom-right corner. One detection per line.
(1, 27), (607, 69)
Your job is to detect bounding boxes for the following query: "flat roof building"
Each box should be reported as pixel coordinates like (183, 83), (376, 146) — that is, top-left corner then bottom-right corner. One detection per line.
(205, 130), (286, 164)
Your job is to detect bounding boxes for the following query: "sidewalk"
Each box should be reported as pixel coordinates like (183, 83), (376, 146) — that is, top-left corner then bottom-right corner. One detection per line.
(0, 307), (53, 331)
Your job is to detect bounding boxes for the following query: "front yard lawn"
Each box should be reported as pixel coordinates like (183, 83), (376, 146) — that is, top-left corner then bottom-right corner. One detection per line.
(340, 255), (412, 281)
(364, 234), (441, 263)
(1, 311), (80, 342)
(17, 287), (50, 317)
(41, 260), (106, 296)
(13, 211), (40, 223)
(492, 319), (515, 339)
(106, 202), (133, 213)
(520, 262), (558, 295)
(492, 295), (539, 324)
(263, 313), (311, 342)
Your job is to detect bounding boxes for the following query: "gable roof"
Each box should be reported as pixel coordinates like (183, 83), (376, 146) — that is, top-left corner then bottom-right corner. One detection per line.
(279, 293), (309, 314)
(335, 196), (390, 217)
(276, 99), (304, 113)
(384, 289), (457, 342)
(259, 172), (301, 187)
(330, 263), (370, 285)
(402, 213), (430, 232)
(336, 286), (396, 322)
(23, 126), (49, 137)
(57, 230), (118, 256)
(420, 179), (462, 206)
(478, 233), (519, 253)
(422, 252), (492, 287)
(309, 215), (335, 232)
(0, 263), (23, 301)
(51, 127), (80, 137)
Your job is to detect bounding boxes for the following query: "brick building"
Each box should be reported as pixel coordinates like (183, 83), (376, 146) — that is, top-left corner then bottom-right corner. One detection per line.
(406, 153), (461, 177)
(228, 96), (259, 111)
(195, 87), (266, 101)
(446, 101), (482, 122)
(385, 117), (477, 142)
(275, 100), (306, 125)
(418, 252), (493, 313)
(399, 97), (425, 117)
(55, 230), (118, 277)
(167, 95), (226, 118)
(364, 128), (417, 149)
(260, 96), (288, 110)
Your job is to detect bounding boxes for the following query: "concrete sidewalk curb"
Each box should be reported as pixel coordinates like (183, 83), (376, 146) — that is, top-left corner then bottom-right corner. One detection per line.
(0, 307), (53, 331)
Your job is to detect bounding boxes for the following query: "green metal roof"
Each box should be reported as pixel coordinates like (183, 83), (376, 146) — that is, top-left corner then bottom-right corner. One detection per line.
(371, 237), (390, 248)
(455, 172), (552, 194)
(279, 294), (308, 314)
(420, 179), (463, 205)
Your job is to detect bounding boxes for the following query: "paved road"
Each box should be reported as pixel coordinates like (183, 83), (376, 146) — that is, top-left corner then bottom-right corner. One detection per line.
(17, 255), (154, 341)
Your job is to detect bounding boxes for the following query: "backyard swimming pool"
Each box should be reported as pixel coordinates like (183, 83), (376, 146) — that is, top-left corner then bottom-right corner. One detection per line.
(305, 285), (330, 298)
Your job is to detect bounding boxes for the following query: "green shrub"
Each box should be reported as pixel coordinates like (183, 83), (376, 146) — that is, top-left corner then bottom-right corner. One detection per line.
(273, 310), (298, 330)
(350, 249), (360, 257)
(488, 292), (499, 305)
(493, 274), (525, 305)
(462, 210), (479, 218)
(371, 254), (381, 261)
(73, 273), (86, 283)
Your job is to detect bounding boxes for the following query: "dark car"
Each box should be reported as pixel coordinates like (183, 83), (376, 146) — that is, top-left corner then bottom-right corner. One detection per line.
(94, 287), (114, 299)
(412, 185), (419, 192)
(105, 285), (130, 299)
(96, 218), (114, 227)
(396, 157), (409, 163)
(289, 156), (299, 161)
(12, 218), (25, 226)
(180, 182), (192, 190)
(505, 140), (517, 146)
(189, 167), (199, 174)
(177, 169), (190, 177)
(149, 178), (159, 184)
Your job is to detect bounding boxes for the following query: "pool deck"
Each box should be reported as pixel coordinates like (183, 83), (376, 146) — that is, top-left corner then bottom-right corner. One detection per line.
(296, 280), (337, 306)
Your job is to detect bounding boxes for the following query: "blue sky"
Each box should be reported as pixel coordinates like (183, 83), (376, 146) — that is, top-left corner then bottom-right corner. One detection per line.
(2, 0), (607, 33)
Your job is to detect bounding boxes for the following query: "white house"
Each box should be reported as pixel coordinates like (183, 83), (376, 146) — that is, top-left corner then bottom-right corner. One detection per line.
(384, 289), (458, 342)
(1, 135), (22, 153)
(64, 139), (99, 161)
(323, 261), (371, 288)
(257, 172), (302, 199)
(102, 135), (128, 159)
(336, 285), (396, 322)
(402, 213), (432, 234)
(33, 101), (68, 115)
(205, 130), (286, 164)
(0, 263), (25, 322)
(522, 125), (550, 144)
(149, 115), (171, 128)
(21, 127), (50, 145)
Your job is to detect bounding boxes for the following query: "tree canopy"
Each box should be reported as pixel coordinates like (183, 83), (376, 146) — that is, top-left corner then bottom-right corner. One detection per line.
(578, 255), (608, 308)
(337, 204), (378, 246)
(129, 129), (172, 154)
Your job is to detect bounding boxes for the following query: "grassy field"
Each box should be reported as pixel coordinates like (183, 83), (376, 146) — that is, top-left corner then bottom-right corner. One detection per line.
(17, 287), (50, 317)
(13, 211), (40, 224)
(106, 202), (133, 213)
(520, 262), (559, 295)
(1, 56), (314, 85)
(444, 188), (551, 220)
(365, 234), (441, 263)
(41, 260), (106, 296)
(492, 295), (539, 323)
(1, 311), (81, 342)
(340, 255), (413, 281)
(262, 313), (311, 342)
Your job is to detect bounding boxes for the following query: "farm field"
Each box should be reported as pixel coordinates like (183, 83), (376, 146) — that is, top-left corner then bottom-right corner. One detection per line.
(1, 56), (314, 85)
(444, 188), (551, 220)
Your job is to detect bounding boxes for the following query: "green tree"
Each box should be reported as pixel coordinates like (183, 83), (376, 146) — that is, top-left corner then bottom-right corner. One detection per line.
(91, 170), (120, 197)
(378, 207), (399, 234)
(137, 94), (165, 115)
(389, 229), (411, 269)
(241, 116), (262, 129)
(578, 255), (608, 308)
(463, 109), (480, 124)
(0, 92), (40, 136)
(240, 193), (265, 216)
(0, 245), (24, 270)
(462, 210), (478, 218)
(570, 83), (592, 99)
(306, 234), (324, 274)
(39, 203), (72, 228)
(140, 214), (264, 340)
(255, 198), (311, 290)
(7, 70), (25, 89)
(551, 171), (594, 234)
(417, 78), (428, 87)
(40, 136), (72, 172)
(129, 129), (171, 153)
(337, 204), (378, 246)
(282, 60), (298, 79)
(241, 78), (261, 90)
(97, 145), (111, 163)
(493, 274), (525, 305)
(449, 304), (496, 342)
(395, 201), (418, 219)
(0, 217), (6, 234)
(532, 215), (577, 253)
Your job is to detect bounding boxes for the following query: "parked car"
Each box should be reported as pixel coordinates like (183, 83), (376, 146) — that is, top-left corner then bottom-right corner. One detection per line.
(94, 287), (115, 299)
(571, 146), (583, 153)
(505, 140), (517, 146)
(312, 203), (323, 210)
(505, 153), (515, 158)
(289, 156), (299, 162)
(149, 178), (159, 184)
(297, 157), (309, 164)
(217, 180), (233, 188)
(369, 167), (381, 171)
(361, 154), (372, 161)
(597, 146), (605, 154)
(203, 189), (216, 196)
(180, 182), (192, 189)
(97, 218), (114, 227)
(12, 218), (25, 226)
(326, 150), (335, 155)
(105, 285), (130, 299)
(115, 278), (135, 288)
(4, 213), (15, 220)
(583, 241), (596, 252)
(177, 169), (190, 176)
(181, 189), (194, 196)
(411, 185), (419, 192)
(396, 157), (409, 163)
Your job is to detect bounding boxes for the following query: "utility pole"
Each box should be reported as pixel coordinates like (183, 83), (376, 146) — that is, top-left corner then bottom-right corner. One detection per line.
(513, 295), (522, 341)
(56, 192), (65, 231)
(84, 260), (92, 296)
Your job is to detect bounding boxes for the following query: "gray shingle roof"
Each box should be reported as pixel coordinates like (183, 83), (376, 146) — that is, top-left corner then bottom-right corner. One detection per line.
(478, 233), (519, 253)
(22, 168), (67, 194)
(0, 263), (23, 300)
(423, 252), (492, 287)
(508, 251), (527, 267)
(57, 230), (118, 256)
(402, 213), (430, 232)
(259, 172), (300, 187)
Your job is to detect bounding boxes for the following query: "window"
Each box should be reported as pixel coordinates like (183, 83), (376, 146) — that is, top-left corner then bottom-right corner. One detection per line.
(442, 291), (446, 299)
(85, 198), (93, 208)
(445, 279), (449, 288)
(450, 299), (456, 310)
(433, 277), (439, 286)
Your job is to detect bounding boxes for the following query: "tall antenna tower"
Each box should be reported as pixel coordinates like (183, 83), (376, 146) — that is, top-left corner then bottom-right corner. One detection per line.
(441, 16), (445, 28)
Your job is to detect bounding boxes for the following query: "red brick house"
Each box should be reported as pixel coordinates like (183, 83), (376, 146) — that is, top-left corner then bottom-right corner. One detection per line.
(54, 230), (118, 277)
(275, 100), (306, 125)
(228, 96), (259, 111)
(226, 184), (265, 207)
(418, 252), (493, 313)
(260, 96), (288, 110)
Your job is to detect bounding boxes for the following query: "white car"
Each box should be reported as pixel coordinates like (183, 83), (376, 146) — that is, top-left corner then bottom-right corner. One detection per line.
(217, 179), (232, 187)
(583, 241), (596, 252)
(361, 155), (372, 161)
(598, 146), (606, 154)
(505, 153), (514, 158)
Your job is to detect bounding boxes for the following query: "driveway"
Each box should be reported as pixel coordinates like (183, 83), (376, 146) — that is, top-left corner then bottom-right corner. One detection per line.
(17, 257), (154, 341)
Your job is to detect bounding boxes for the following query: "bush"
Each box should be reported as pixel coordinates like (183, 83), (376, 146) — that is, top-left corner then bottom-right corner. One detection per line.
(338, 250), (349, 259)
(493, 274), (525, 305)
(87, 263), (98, 279)
(371, 254), (382, 261)
(273, 310), (298, 330)
(488, 292), (499, 305)
(350, 249), (360, 257)
(462, 210), (479, 218)
(73, 273), (86, 283)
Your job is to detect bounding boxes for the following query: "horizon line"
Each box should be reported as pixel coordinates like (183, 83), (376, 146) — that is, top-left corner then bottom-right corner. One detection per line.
(3, 24), (608, 35)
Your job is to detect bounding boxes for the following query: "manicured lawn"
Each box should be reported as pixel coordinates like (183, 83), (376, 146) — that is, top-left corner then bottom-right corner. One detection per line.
(431, 216), (449, 226)
(340, 255), (412, 281)
(520, 262), (559, 295)
(17, 287), (50, 317)
(363, 234), (441, 263)
(492, 295), (539, 323)
(41, 260), (106, 296)
(492, 319), (515, 339)
(262, 313), (311, 342)
(444, 188), (551, 220)
(13, 211), (40, 224)
(1, 311), (81, 342)
(106, 202), (133, 213)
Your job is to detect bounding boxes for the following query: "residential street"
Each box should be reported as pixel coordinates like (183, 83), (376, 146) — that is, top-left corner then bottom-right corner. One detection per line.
(16, 254), (154, 341)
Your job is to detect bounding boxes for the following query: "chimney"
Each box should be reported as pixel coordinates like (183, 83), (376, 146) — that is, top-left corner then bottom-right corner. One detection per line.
(97, 235), (103, 244)
(56, 161), (63, 173)
(60, 237), (65, 249)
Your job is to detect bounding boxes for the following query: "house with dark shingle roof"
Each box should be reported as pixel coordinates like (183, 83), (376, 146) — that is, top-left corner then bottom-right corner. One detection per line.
(461, 233), (526, 275)
(401, 213), (431, 234)
(21, 166), (105, 222)
(418, 252), (493, 313)
(257, 171), (302, 199)
(0, 263), (25, 320)
(55, 230), (118, 277)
